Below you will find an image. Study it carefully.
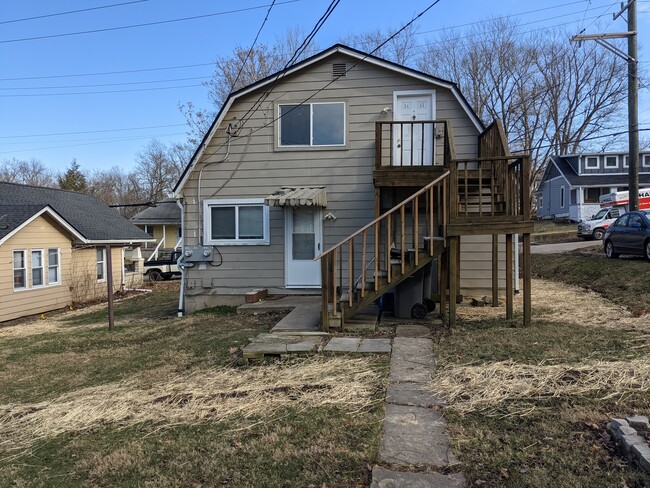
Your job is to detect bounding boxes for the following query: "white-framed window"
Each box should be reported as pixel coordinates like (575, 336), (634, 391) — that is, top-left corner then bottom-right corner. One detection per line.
(48, 248), (60, 285)
(204, 199), (270, 246)
(560, 186), (565, 208)
(585, 156), (599, 169)
(278, 102), (345, 147)
(96, 248), (106, 282)
(31, 250), (44, 287)
(13, 250), (27, 290)
(538, 195), (543, 209)
(643, 155), (650, 168)
(624, 156), (629, 168)
(605, 156), (618, 168)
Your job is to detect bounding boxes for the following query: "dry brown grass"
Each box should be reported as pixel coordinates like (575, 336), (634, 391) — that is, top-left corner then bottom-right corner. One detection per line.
(0, 356), (383, 458)
(459, 278), (649, 331)
(430, 359), (650, 415)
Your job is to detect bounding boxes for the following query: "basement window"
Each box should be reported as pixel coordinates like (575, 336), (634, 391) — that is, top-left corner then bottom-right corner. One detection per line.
(278, 102), (345, 147)
(204, 199), (270, 246)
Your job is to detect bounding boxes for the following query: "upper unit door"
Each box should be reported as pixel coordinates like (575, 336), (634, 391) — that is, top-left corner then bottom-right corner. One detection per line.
(285, 206), (322, 288)
(394, 92), (435, 166)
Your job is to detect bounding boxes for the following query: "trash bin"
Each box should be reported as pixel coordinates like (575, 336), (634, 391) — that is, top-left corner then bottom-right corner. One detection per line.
(422, 260), (437, 313)
(394, 269), (425, 319)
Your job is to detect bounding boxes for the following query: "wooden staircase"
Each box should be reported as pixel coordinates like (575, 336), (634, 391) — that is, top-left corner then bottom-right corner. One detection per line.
(317, 173), (449, 331)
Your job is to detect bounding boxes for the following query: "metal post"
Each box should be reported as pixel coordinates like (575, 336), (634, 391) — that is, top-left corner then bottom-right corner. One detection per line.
(105, 245), (114, 330)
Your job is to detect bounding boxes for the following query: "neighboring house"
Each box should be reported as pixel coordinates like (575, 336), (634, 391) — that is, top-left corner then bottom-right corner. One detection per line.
(536, 152), (650, 222)
(0, 182), (154, 322)
(173, 44), (533, 327)
(131, 199), (182, 255)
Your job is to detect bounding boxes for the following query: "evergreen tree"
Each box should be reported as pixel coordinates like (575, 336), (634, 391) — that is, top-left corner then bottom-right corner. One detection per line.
(58, 159), (88, 192)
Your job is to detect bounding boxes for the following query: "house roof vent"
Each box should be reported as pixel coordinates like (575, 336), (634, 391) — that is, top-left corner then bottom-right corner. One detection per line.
(332, 63), (347, 78)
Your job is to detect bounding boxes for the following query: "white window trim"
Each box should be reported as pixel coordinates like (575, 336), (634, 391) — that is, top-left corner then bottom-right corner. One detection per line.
(31, 249), (45, 289)
(604, 156), (618, 168)
(203, 198), (270, 246)
(585, 156), (599, 170)
(97, 248), (107, 283)
(13, 249), (27, 291)
(539, 195), (543, 209)
(48, 248), (61, 286)
(643, 155), (650, 168)
(560, 186), (566, 208)
(278, 101), (346, 148)
(624, 156), (629, 168)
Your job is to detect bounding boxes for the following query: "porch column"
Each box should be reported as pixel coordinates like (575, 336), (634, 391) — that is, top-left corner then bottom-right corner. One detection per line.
(522, 232), (532, 327)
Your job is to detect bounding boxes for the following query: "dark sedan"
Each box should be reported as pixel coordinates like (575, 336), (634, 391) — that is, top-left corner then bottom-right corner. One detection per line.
(603, 210), (650, 260)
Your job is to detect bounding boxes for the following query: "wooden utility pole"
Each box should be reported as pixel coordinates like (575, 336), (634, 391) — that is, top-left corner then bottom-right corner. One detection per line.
(571, 1), (639, 210)
(105, 245), (115, 330)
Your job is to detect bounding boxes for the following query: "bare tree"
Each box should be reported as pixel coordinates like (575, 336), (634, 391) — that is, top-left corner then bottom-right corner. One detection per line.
(340, 23), (420, 66)
(0, 157), (55, 187)
(179, 28), (317, 145)
(417, 18), (627, 193)
(134, 140), (185, 202)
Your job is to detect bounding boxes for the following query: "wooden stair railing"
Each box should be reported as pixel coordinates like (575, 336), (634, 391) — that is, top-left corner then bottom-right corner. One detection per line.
(449, 155), (531, 222)
(315, 172), (450, 331)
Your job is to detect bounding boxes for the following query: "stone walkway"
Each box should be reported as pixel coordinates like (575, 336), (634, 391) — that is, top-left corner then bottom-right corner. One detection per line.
(371, 324), (465, 488)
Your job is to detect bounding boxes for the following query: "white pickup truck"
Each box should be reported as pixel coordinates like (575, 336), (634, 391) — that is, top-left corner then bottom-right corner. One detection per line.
(578, 189), (650, 240)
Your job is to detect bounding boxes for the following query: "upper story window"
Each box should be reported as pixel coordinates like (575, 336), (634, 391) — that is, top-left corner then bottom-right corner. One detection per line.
(204, 199), (270, 246)
(624, 156), (629, 168)
(279, 102), (345, 147)
(585, 156), (599, 169)
(643, 155), (650, 168)
(605, 156), (618, 168)
(13, 250), (26, 290)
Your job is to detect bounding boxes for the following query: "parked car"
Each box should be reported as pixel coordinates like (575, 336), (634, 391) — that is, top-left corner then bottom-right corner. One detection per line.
(603, 210), (650, 260)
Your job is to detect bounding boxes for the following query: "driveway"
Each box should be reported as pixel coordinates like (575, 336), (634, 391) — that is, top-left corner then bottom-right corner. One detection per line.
(530, 240), (601, 255)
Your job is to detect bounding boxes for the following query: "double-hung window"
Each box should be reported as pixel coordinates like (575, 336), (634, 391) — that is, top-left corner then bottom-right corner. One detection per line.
(204, 199), (269, 245)
(13, 251), (26, 290)
(96, 248), (106, 282)
(31, 250), (44, 287)
(585, 156), (599, 169)
(279, 102), (345, 147)
(48, 248), (60, 285)
(605, 156), (618, 169)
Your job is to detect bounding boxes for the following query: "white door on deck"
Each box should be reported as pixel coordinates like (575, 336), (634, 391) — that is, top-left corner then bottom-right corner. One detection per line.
(394, 92), (435, 166)
(285, 206), (322, 288)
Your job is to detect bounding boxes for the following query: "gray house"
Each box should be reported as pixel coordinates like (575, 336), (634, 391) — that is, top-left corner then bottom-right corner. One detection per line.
(173, 44), (533, 325)
(536, 152), (650, 221)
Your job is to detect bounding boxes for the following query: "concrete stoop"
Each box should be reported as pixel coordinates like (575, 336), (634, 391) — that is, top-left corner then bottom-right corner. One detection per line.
(372, 327), (465, 487)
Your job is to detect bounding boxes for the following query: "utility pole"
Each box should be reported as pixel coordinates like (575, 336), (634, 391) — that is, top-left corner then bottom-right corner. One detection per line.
(572, 0), (639, 210)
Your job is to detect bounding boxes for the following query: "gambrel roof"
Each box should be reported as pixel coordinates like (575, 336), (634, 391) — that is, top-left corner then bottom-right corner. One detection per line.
(173, 44), (484, 195)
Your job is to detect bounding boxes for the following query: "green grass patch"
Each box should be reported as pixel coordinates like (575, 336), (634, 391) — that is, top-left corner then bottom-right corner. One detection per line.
(531, 253), (650, 314)
(192, 304), (238, 316)
(533, 220), (575, 234)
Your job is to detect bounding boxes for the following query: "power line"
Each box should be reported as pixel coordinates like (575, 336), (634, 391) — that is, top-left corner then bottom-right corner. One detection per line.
(0, 1), (300, 44)
(0, 76), (209, 90)
(0, 63), (214, 82)
(0, 83), (203, 97)
(0, 0), (149, 25)
(0, 124), (187, 139)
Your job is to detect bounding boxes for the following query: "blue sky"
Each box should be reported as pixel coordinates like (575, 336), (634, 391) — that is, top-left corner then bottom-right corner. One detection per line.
(1, 0), (649, 173)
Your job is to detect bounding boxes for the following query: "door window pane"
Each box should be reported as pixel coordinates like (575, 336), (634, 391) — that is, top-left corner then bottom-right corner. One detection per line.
(292, 208), (315, 260)
(239, 206), (263, 239)
(211, 207), (236, 239)
(313, 103), (344, 145)
(280, 104), (310, 146)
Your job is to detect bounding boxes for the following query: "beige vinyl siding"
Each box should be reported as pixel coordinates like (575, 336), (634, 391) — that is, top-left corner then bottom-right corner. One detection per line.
(69, 247), (122, 303)
(0, 215), (73, 322)
(151, 224), (180, 248)
(181, 53), (493, 303)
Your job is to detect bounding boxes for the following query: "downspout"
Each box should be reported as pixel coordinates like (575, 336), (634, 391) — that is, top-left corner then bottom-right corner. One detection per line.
(176, 198), (186, 317)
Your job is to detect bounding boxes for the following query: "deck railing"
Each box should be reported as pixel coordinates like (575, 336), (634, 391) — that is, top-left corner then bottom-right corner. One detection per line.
(375, 120), (449, 168)
(315, 172), (449, 331)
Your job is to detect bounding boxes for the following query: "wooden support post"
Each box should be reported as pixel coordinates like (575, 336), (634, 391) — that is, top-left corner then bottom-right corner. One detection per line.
(523, 232), (532, 326)
(386, 213), (392, 283)
(449, 237), (459, 327)
(439, 247), (448, 319)
(491, 235), (499, 307)
(361, 231), (366, 298)
(321, 256), (329, 332)
(105, 245), (114, 330)
(505, 234), (513, 320)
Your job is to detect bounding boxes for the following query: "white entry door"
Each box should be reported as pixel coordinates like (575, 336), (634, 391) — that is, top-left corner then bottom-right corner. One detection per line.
(394, 91), (435, 166)
(285, 206), (322, 288)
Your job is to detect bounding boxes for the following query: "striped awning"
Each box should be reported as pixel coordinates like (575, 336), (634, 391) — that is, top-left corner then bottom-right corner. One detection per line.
(265, 186), (327, 207)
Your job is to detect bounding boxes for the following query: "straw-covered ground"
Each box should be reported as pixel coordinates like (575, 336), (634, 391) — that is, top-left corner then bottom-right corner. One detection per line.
(430, 255), (650, 487)
(0, 285), (387, 487)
